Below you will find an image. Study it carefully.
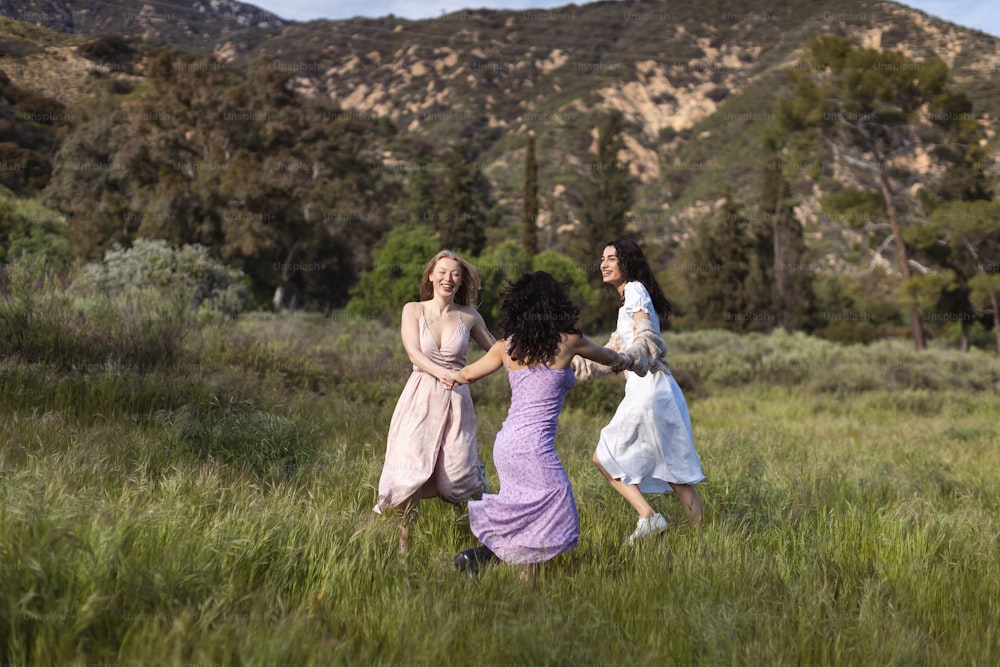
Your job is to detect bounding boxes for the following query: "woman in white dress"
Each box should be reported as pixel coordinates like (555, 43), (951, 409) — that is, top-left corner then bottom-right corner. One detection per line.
(594, 238), (704, 544)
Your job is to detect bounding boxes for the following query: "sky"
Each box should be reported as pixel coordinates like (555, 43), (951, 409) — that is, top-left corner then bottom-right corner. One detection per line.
(246, 0), (1000, 39)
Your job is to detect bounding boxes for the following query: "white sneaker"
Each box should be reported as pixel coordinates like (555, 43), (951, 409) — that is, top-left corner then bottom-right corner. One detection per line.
(627, 513), (668, 546)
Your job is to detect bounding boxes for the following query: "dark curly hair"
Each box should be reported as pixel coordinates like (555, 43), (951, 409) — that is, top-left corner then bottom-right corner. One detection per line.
(604, 237), (672, 319)
(497, 271), (581, 366)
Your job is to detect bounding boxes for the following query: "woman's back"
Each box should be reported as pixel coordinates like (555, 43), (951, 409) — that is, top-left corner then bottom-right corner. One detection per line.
(504, 363), (575, 440)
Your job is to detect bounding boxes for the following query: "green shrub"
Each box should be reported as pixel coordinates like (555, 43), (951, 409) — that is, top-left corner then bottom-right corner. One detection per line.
(345, 226), (439, 321)
(0, 196), (72, 270)
(663, 328), (1000, 395)
(1, 256), (191, 371)
(77, 34), (136, 69)
(474, 239), (529, 331)
(71, 239), (248, 314)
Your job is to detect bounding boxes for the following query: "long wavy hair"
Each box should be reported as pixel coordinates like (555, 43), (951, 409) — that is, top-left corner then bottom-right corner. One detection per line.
(419, 250), (480, 306)
(605, 237), (672, 319)
(498, 271), (581, 366)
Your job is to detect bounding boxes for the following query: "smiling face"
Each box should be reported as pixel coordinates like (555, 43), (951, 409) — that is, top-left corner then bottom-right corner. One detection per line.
(600, 245), (625, 288)
(430, 257), (463, 300)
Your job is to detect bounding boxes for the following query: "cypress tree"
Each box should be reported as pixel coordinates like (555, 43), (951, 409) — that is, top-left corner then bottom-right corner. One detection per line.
(522, 132), (539, 257)
(575, 111), (633, 264)
(435, 143), (489, 255)
(760, 154), (816, 331)
(405, 163), (435, 227)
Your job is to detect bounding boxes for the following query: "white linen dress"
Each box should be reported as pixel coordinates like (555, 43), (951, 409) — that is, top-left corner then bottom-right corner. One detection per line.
(595, 281), (705, 493)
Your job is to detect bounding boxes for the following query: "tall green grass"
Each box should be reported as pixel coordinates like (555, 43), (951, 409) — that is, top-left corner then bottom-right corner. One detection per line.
(1, 288), (999, 664)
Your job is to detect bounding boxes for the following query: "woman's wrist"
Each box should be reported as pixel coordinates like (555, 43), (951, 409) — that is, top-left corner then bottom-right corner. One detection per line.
(610, 352), (631, 373)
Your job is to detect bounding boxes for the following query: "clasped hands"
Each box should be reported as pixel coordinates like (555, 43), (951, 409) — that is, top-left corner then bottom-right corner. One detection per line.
(440, 370), (464, 390)
(610, 351), (632, 373)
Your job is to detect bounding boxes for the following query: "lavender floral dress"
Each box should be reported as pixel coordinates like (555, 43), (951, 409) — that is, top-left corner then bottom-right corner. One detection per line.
(468, 347), (578, 564)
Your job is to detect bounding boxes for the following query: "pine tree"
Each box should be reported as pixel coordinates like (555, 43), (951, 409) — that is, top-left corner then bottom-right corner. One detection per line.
(744, 181), (777, 333)
(909, 95), (993, 351)
(914, 200), (1000, 354)
(775, 36), (973, 350)
(682, 194), (752, 331)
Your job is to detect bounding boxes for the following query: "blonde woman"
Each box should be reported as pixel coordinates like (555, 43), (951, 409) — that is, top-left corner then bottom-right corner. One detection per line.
(373, 250), (496, 551)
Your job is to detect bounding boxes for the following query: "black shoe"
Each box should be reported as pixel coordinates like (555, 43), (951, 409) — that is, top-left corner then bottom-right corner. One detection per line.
(453, 545), (498, 575)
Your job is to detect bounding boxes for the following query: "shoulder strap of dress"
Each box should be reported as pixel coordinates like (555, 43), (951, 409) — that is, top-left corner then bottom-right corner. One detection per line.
(503, 337), (512, 371)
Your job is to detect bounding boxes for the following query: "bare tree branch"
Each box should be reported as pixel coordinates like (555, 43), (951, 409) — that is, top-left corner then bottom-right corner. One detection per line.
(846, 234), (896, 276)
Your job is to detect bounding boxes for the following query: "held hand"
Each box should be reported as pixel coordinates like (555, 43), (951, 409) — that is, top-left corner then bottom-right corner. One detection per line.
(441, 369), (467, 390)
(609, 352), (631, 373)
(440, 370), (457, 390)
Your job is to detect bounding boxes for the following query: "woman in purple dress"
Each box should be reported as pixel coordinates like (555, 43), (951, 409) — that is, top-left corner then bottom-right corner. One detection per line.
(443, 272), (631, 577)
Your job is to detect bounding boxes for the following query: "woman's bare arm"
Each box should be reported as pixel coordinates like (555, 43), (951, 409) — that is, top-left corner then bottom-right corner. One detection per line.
(467, 308), (497, 352)
(456, 340), (506, 384)
(565, 333), (629, 368)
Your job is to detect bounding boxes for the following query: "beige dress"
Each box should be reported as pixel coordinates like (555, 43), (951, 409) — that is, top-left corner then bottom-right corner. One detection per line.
(373, 315), (487, 512)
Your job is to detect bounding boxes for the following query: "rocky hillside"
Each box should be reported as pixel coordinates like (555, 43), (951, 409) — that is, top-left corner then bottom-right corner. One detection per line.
(0, 0), (285, 52)
(1, 0), (998, 269)
(235, 0), (999, 240)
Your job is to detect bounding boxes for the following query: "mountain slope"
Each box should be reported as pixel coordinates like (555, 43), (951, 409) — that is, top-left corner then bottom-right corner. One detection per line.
(1, 0), (998, 287)
(237, 0), (999, 229)
(0, 0), (286, 53)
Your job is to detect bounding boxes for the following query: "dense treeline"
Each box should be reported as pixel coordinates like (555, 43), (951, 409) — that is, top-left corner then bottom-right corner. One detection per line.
(0, 26), (998, 350)
(671, 36), (999, 351)
(0, 67), (66, 190)
(39, 51), (400, 308)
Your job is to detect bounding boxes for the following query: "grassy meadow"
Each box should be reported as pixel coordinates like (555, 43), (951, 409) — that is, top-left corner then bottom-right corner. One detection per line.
(2, 286), (1000, 665)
